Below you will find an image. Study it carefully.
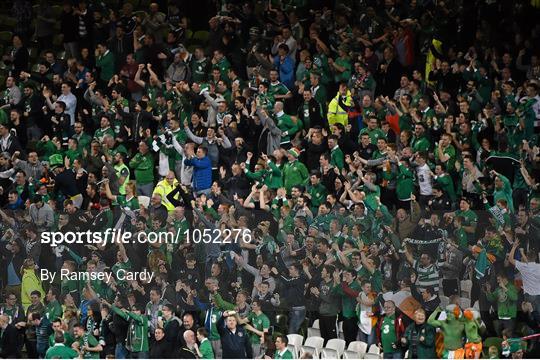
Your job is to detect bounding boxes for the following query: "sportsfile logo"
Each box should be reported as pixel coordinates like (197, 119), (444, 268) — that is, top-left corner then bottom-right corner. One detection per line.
(40, 228), (252, 246)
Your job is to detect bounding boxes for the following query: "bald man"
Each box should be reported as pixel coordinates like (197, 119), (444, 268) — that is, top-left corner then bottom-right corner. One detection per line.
(178, 330), (197, 359)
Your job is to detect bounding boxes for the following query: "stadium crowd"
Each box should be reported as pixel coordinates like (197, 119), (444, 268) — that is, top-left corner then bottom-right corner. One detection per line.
(0, 0), (540, 358)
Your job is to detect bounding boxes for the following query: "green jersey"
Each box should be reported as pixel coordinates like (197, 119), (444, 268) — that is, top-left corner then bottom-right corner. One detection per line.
(93, 127), (115, 143)
(247, 311), (270, 344)
(455, 209), (477, 243)
(76, 332), (100, 359)
(114, 163), (130, 195)
(337, 280), (361, 318)
(199, 338), (214, 359)
(359, 127), (386, 144)
(49, 331), (75, 348)
(112, 259), (132, 290)
(411, 135), (431, 153)
(269, 81), (290, 98)
(45, 299), (63, 321)
(283, 160), (309, 192)
(45, 343), (79, 359)
(245, 160), (283, 189)
(111, 305), (149, 353)
(330, 146), (345, 170)
(380, 314), (398, 353)
(72, 132), (92, 152)
(129, 152), (154, 185)
(275, 349), (294, 359)
(276, 113), (300, 144)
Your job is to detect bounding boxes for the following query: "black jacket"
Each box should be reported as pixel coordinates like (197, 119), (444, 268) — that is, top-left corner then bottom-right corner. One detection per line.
(222, 174), (250, 199)
(217, 318), (253, 359)
(150, 338), (172, 358)
(0, 323), (21, 358)
(163, 316), (181, 357)
(297, 98), (325, 129)
(60, 10), (78, 43)
(0, 134), (25, 157)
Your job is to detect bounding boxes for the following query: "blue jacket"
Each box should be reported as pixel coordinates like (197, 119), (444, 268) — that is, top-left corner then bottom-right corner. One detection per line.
(184, 156), (212, 192)
(274, 55), (294, 89)
(217, 316), (253, 359)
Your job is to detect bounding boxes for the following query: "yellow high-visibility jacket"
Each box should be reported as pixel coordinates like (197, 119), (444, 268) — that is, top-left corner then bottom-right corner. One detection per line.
(152, 178), (180, 212)
(327, 90), (352, 126)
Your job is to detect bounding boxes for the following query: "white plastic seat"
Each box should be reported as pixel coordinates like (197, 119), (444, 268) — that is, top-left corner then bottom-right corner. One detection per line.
(301, 336), (324, 359)
(307, 319), (321, 338)
(348, 340), (368, 357)
(343, 349), (363, 359)
(460, 297), (471, 309)
(287, 334), (304, 357)
(287, 344), (298, 358)
(364, 353), (381, 359)
(368, 344), (381, 355)
(321, 339), (346, 359)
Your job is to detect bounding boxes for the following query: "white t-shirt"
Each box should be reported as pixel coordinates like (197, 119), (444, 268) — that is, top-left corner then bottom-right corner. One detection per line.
(515, 260), (540, 296)
(416, 164), (433, 196)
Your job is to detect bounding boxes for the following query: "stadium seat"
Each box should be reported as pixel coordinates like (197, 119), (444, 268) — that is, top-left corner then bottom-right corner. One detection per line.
(368, 344), (381, 355)
(301, 336), (324, 359)
(348, 340), (368, 357)
(286, 344), (298, 358)
(287, 334), (304, 357)
(307, 319), (321, 338)
(364, 353), (381, 359)
(321, 338), (346, 359)
(460, 297), (471, 309)
(460, 279), (473, 298)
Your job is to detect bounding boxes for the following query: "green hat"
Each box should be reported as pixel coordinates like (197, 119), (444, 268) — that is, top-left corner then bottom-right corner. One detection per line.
(48, 154), (64, 169)
(288, 147), (301, 158)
